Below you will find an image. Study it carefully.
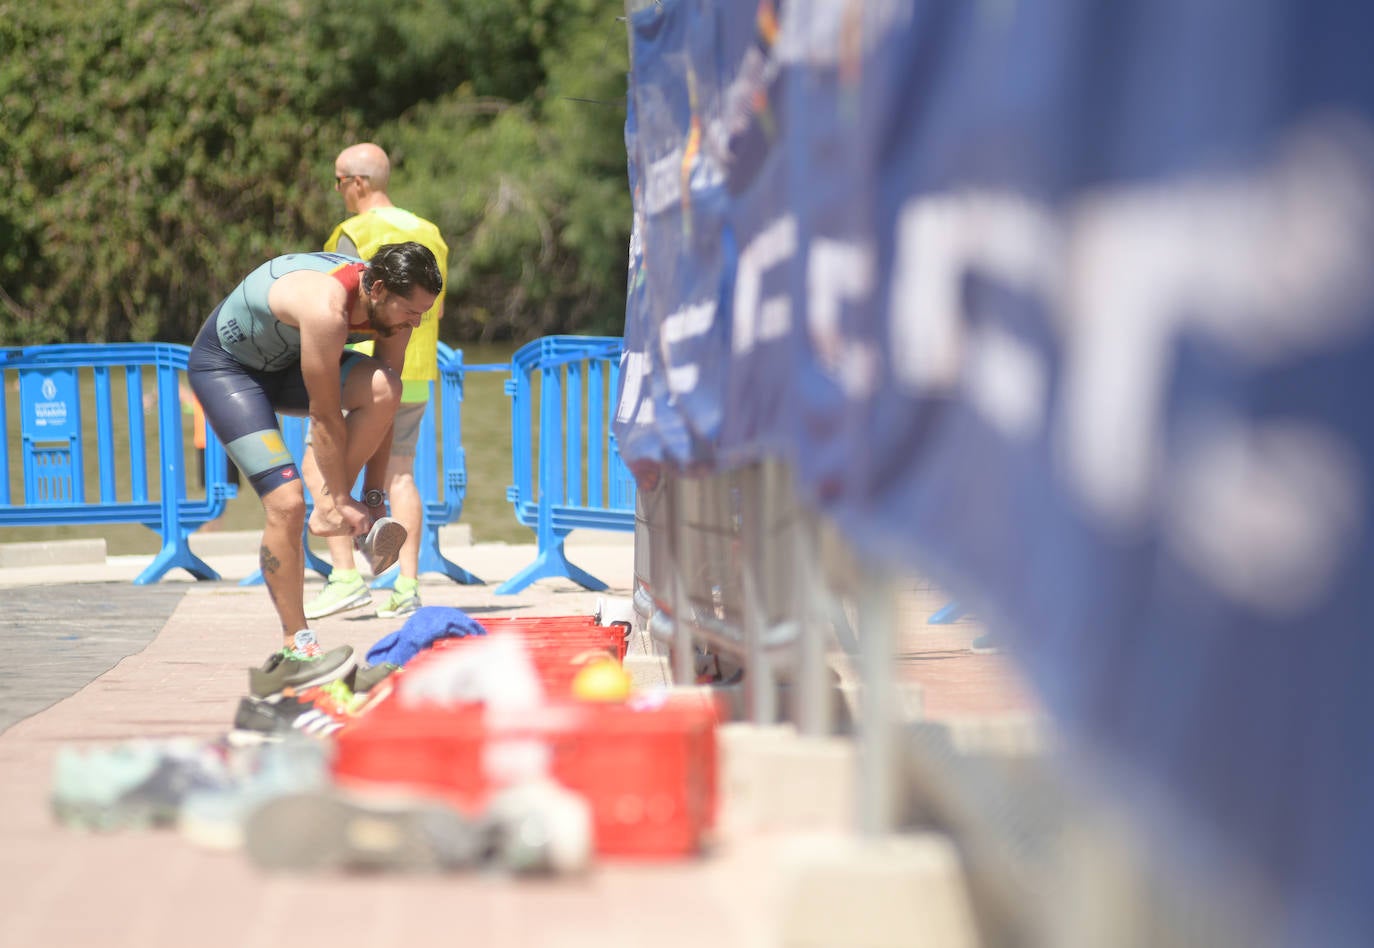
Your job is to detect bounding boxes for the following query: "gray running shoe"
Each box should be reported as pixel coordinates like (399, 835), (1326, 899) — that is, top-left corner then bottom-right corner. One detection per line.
(346, 662), (401, 696)
(355, 517), (406, 576)
(249, 641), (355, 699)
(244, 788), (486, 872)
(305, 574), (371, 619)
(228, 693), (345, 746)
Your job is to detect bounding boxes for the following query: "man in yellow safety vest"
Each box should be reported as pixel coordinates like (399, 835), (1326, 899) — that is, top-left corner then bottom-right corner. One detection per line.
(304, 143), (449, 621)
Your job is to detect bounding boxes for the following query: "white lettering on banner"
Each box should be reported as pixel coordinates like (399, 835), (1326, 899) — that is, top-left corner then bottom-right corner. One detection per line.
(965, 324), (1047, 439)
(883, 116), (1374, 613)
(662, 300), (716, 396)
(662, 300), (716, 345)
(808, 237), (878, 397)
(645, 148), (684, 216)
(760, 296), (792, 342)
(1165, 417), (1362, 617)
(734, 215), (797, 354)
(667, 364), (698, 394)
(1061, 117), (1374, 530)
(688, 147), (725, 195)
(616, 351), (649, 424)
(890, 192), (1061, 393)
(777, 0), (913, 66)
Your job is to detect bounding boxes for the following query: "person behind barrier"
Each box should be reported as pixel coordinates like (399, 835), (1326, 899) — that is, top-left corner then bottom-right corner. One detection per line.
(187, 242), (442, 677)
(304, 143), (450, 622)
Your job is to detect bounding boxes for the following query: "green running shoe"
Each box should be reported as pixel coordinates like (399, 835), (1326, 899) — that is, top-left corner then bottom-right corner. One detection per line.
(304, 574), (371, 620)
(376, 587), (420, 619)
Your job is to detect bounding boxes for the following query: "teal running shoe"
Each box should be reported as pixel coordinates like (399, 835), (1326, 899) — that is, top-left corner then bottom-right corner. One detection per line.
(51, 738), (237, 831)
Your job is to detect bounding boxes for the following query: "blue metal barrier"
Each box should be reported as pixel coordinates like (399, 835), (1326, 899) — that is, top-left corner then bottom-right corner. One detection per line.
(0, 343), (235, 583)
(239, 342), (480, 587)
(496, 336), (636, 595)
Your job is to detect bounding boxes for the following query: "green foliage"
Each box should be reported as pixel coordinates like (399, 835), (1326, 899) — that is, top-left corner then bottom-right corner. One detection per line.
(0, 0), (629, 347)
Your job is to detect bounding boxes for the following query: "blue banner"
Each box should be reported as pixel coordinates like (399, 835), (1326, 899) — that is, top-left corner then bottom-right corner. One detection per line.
(618, 2), (1374, 944)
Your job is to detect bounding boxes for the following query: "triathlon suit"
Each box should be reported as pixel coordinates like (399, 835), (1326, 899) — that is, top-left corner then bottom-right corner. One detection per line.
(187, 252), (376, 496)
(324, 207), (448, 456)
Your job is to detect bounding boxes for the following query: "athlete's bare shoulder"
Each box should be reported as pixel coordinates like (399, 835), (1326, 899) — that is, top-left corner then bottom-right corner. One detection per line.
(266, 269), (348, 330)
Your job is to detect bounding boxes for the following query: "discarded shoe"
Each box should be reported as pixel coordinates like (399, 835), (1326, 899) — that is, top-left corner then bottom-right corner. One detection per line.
(249, 631), (354, 699)
(229, 692), (345, 745)
(347, 662), (401, 696)
(179, 738), (332, 851)
(355, 517), (406, 576)
(51, 738), (238, 831)
(244, 788), (486, 873)
(305, 574), (371, 620)
(484, 779), (593, 875)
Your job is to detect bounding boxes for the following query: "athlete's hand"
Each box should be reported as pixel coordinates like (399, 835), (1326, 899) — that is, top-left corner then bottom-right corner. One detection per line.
(307, 496), (370, 538)
(339, 498), (370, 537)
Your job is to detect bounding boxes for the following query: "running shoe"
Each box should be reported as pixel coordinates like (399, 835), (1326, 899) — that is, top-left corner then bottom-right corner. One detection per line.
(249, 631), (354, 699)
(180, 737), (331, 851)
(51, 738), (238, 831)
(228, 692), (344, 745)
(483, 779), (594, 876)
(376, 586), (420, 619)
(355, 517), (406, 576)
(244, 788), (486, 873)
(305, 574), (371, 619)
(347, 662), (401, 696)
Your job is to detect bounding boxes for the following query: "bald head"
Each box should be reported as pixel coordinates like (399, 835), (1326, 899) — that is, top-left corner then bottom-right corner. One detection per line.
(335, 143), (391, 191)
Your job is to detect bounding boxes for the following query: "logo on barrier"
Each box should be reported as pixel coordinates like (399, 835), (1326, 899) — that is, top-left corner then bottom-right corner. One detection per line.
(20, 368), (79, 440)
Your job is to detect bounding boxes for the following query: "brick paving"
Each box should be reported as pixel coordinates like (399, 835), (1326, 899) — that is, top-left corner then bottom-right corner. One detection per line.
(0, 537), (1040, 948)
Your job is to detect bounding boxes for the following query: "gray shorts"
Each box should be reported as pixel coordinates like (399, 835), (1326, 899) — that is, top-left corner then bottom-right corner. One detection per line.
(389, 401), (427, 456)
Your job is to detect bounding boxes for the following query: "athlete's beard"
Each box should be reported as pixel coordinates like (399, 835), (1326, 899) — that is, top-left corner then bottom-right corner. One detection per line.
(367, 294), (402, 337)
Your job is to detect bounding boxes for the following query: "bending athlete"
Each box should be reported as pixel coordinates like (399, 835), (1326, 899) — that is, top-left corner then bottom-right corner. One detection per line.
(187, 242), (442, 676)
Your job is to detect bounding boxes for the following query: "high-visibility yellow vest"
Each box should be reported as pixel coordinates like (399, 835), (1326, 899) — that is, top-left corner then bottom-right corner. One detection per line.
(325, 206), (448, 402)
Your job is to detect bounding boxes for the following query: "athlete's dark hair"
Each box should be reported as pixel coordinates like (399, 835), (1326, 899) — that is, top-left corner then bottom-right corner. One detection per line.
(363, 242), (443, 298)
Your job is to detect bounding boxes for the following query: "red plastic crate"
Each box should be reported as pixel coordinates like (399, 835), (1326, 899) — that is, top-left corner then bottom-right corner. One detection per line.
(331, 693), (717, 858)
(432, 629), (626, 663)
(419, 622), (629, 697)
(474, 615), (629, 662)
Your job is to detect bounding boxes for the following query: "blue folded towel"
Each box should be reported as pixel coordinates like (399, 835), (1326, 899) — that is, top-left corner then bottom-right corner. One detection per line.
(365, 606), (486, 667)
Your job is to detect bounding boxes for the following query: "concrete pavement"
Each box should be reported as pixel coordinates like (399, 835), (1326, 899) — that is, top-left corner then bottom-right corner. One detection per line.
(0, 530), (1041, 948)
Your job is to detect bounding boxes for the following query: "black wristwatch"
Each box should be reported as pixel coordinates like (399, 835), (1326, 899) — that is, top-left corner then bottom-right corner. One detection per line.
(363, 488), (387, 509)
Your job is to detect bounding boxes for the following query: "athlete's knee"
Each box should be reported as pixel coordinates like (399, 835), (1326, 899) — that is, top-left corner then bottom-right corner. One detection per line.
(371, 365), (403, 409)
(260, 479), (306, 527)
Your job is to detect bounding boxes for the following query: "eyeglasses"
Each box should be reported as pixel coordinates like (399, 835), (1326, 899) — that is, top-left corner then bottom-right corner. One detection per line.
(334, 173), (369, 190)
